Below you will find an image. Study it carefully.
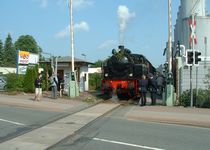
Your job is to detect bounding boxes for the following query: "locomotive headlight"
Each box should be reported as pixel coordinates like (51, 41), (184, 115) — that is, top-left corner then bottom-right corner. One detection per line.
(105, 73), (108, 77)
(121, 57), (128, 63)
(129, 73), (133, 77)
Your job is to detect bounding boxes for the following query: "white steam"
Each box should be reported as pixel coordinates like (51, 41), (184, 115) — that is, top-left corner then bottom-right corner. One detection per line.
(117, 5), (135, 45)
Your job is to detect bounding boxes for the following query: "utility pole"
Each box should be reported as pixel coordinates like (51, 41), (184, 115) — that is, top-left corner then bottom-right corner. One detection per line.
(166, 0), (174, 106)
(70, 0), (74, 72)
(68, 0), (79, 98)
(168, 0), (172, 75)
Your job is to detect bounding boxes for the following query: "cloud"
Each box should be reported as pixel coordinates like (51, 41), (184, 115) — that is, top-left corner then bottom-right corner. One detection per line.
(55, 25), (70, 38)
(73, 0), (93, 10)
(98, 40), (117, 49)
(74, 21), (89, 32)
(55, 21), (89, 38)
(33, 0), (48, 8)
(40, 0), (48, 8)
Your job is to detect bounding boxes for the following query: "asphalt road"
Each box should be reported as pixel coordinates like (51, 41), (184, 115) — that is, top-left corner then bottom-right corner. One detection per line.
(0, 105), (65, 143)
(51, 106), (210, 150)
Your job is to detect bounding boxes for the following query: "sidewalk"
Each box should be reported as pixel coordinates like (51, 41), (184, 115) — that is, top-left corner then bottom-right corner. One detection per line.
(0, 92), (96, 112)
(125, 105), (210, 128)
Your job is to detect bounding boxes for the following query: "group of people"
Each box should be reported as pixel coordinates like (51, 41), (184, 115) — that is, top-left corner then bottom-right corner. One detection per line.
(34, 72), (62, 101)
(138, 73), (162, 106)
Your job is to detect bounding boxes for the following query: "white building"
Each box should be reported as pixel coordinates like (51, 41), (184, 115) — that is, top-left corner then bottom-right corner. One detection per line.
(0, 67), (16, 74)
(41, 56), (93, 93)
(173, 0), (210, 98)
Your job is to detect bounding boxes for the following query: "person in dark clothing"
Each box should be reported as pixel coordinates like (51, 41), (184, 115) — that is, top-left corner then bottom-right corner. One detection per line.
(139, 74), (148, 106)
(34, 73), (42, 101)
(50, 73), (58, 99)
(148, 74), (158, 105)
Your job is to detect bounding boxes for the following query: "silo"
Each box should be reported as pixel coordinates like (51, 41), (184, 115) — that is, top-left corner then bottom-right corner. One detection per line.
(181, 0), (205, 18)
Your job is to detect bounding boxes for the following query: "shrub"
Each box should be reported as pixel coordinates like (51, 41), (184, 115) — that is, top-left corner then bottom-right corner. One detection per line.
(180, 90), (191, 107)
(195, 90), (207, 108)
(180, 89), (210, 108)
(23, 66), (38, 93)
(5, 73), (24, 92)
(89, 73), (102, 91)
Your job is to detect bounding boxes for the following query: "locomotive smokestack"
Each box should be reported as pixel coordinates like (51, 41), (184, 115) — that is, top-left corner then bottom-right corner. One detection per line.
(118, 45), (124, 50)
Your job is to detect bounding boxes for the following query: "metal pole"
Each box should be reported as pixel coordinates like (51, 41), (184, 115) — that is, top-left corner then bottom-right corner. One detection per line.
(55, 57), (57, 75)
(190, 66), (193, 107)
(168, 0), (172, 74)
(190, 14), (195, 107)
(70, 0), (74, 72)
(165, 0), (174, 106)
(204, 37), (207, 68)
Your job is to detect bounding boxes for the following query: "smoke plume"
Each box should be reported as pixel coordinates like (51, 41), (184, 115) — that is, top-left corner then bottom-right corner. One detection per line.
(117, 5), (135, 45)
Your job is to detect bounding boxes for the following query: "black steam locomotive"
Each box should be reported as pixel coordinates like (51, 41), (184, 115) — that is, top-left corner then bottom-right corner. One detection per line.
(102, 45), (156, 99)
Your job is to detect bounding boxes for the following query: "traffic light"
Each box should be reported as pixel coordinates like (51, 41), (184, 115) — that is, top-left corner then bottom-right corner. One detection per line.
(186, 50), (194, 66)
(194, 51), (201, 66)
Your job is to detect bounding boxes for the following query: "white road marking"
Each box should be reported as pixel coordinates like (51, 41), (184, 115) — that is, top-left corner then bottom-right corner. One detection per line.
(93, 138), (165, 150)
(0, 118), (25, 126)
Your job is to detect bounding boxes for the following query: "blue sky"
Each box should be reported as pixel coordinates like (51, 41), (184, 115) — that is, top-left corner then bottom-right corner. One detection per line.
(0, 0), (210, 67)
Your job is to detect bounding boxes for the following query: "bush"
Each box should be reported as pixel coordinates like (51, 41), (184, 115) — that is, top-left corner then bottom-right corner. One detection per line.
(23, 66), (38, 93)
(89, 73), (102, 91)
(5, 73), (24, 92)
(180, 90), (191, 107)
(196, 90), (210, 108)
(180, 89), (210, 108)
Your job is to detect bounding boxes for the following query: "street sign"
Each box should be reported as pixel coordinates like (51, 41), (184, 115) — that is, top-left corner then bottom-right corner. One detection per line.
(188, 18), (197, 45)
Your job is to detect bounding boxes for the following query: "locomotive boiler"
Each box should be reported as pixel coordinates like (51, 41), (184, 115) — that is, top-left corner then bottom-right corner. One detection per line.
(102, 45), (156, 99)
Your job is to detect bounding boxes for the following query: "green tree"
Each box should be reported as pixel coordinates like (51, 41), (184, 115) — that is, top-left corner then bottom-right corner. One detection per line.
(89, 73), (102, 90)
(15, 35), (40, 54)
(5, 73), (24, 92)
(0, 40), (4, 66)
(23, 66), (38, 93)
(4, 34), (16, 67)
(90, 60), (104, 68)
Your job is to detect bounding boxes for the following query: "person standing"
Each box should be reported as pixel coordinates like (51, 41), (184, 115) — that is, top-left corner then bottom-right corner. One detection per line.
(148, 74), (158, 105)
(138, 74), (148, 106)
(50, 74), (58, 99)
(34, 73), (42, 101)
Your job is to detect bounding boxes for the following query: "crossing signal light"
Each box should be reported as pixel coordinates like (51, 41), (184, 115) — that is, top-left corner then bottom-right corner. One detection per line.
(186, 50), (194, 66)
(194, 51), (201, 66)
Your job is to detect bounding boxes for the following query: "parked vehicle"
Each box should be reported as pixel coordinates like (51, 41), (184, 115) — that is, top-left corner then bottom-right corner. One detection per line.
(0, 76), (7, 91)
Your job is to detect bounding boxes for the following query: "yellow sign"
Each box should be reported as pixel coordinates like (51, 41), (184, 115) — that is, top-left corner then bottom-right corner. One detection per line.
(18, 51), (29, 64)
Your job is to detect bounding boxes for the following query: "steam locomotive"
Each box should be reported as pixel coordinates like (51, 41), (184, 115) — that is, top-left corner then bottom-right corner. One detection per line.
(101, 45), (156, 99)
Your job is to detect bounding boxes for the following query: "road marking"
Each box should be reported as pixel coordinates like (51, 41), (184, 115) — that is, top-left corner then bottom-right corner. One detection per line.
(0, 118), (25, 126)
(93, 138), (165, 150)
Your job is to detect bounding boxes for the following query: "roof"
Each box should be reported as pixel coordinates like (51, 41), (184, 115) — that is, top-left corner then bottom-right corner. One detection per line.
(40, 56), (93, 64)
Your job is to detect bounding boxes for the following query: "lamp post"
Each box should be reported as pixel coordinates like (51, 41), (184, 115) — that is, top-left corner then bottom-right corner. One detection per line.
(81, 53), (86, 60)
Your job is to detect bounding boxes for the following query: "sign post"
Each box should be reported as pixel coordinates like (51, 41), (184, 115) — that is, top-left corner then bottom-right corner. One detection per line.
(189, 14), (197, 107)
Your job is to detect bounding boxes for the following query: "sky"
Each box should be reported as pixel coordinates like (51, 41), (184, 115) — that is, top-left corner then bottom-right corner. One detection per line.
(0, 0), (210, 67)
